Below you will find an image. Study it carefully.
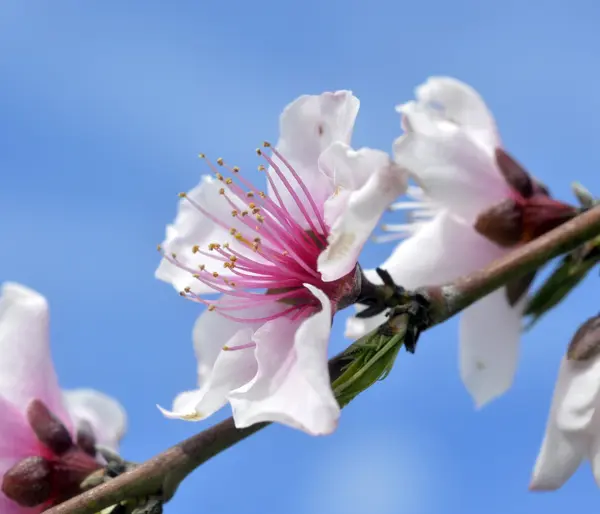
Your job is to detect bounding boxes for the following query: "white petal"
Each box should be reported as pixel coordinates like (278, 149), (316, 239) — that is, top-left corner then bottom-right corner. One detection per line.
(378, 212), (504, 289)
(529, 357), (595, 490)
(192, 298), (287, 385)
(230, 285), (339, 435)
(529, 422), (586, 491)
(344, 213), (505, 340)
(161, 301), (290, 421)
(318, 145), (408, 282)
(268, 91), (360, 228)
(393, 131), (510, 223)
(413, 76), (500, 151)
(590, 435), (600, 488)
(63, 389), (127, 450)
(459, 289), (524, 408)
(160, 328), (258, 421)
(555, 356), (600, 433)
(0, 283), (67, 421)
(155, 176), (268, 294)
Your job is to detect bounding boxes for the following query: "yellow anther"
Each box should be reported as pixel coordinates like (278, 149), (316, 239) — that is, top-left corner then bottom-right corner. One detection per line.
(198, 264), (206, 271)
(178, 192), (187, 198)
(216, 173), (224, 181)
(208, 305), (216, 311)
(253, 237), (261, 243)
(184, 286), (191, 293)
(230, 255), (237, 262)
(241, 210), (249, 217)
(225, 178), (233, 185)
(223, 262), (231, 269)
(248, 202), (256, 209)
(208, 243), (216, 250)
(230, 282), (236, 287)
(231, 210), (238, 217)
(235, 233), (243, 240)
(217, 157), (224, 166)
(219, 188), (225, 195)
(212, 272), (219, 278)
(230, 228), (237, 235)
(156, 244), (162, 251)
(222, 345), (230, 350)
(258, 192), (266, 198)
(193, 274), (200, 279)
(256, 148), (262, 156)
(171, 252), (177, 258)
(198, 153), (206, 159)
(223, 242), (230, 248)
(246, 191), (255, 198)
(263, 141), (272, 148)
(232, 166), (240, 173)
(257, 165), (265, 171)
(192, 245), (200, 253)
(252, 208), (261, 215)
(255, 215), (264, 223)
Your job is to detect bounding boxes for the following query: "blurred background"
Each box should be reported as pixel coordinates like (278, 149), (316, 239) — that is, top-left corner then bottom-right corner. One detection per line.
(1, 1), (600, 513)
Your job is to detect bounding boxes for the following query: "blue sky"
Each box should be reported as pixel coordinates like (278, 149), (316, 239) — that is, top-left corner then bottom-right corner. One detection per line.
(1, 1), (600, 513)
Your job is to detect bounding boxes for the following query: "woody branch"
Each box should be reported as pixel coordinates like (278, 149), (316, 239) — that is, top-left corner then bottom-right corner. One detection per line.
(45, 204), (600, 514)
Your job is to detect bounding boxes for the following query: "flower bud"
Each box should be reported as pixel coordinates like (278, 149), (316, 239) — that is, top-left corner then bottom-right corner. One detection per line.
(567, 314), (600, 361)
(27, 399), (73, 455)
(1, 456), (52, 507)
(474, 198), (523, 247)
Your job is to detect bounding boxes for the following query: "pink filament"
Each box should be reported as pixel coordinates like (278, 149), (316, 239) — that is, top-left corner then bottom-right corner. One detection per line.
(166, 146), (334, 325)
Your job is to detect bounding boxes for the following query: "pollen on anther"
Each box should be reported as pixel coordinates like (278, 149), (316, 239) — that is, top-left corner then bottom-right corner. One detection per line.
(252, 208), (260, 214)
(219, 188), (225, 195)
(193, 274), (200, 279)
(157, 244), (162, 251)
(255, 215), (265, 223)
(256, 148), (262, 156)
(230, 282), (236, 287)
(208, 305), (216, 312)
(232, 210), (238, 217)
(223, 242), (230, 248)
(246, 192), (255, 198)
(212, 272), (219, 278)
(232, 166), (240, 173)
(263, 141), (272, 148)
(198, 153), (206, 159)
(258, 192), (266, 198)
(178, 192), (187, 198)
(230, 228), (237, 235)
(225, 178), (233, 185)
(241, 210), (249, 216)
(192, 245), (200, 253)
(184, 287), (191, 293)
(216, 157), (224, 166)
(248, 203), (256, 209)
(216, 173), (224, 181)
(198, 264), (206, 271)
(257, 165), (265, 172)
(253, 237), (261, 243)
(171, 252), (177, 258)
(230, 256), (237, 262)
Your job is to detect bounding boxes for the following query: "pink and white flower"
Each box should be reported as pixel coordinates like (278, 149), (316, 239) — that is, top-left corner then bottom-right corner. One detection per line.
(530, 316), (600, 490)
(0, 283), (126, 513)
(156, 91), (406, 435)
(346, 77), (576, 408)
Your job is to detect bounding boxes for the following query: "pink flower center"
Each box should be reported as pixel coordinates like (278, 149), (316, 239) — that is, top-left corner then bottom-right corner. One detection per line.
(161, 143), (358, 348)
(2, 400), (101, 509)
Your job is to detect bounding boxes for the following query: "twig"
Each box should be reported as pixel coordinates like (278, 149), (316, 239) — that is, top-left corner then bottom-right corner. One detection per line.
(45, 205), (600, 514)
